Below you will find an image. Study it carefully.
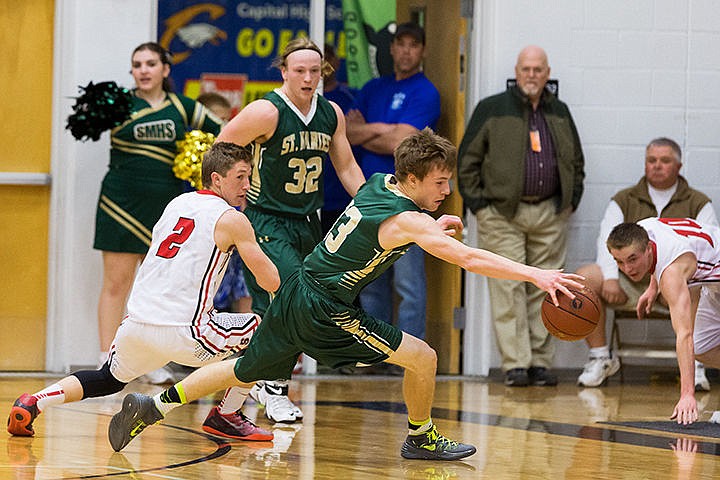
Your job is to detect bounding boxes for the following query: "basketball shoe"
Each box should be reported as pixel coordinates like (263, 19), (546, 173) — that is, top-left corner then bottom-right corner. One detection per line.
(577, 355), (620, 387)
(138, 365), (175, 385)
(108, 393), (164, 452)
(202, 407), (273, 441)
(249, 381), (303, 423)
(400, 425), (476, 461)
(7, 394), (39, 436)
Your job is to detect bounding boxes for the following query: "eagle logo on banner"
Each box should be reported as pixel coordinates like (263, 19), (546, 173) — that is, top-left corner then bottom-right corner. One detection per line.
(160, 4), (228, 64)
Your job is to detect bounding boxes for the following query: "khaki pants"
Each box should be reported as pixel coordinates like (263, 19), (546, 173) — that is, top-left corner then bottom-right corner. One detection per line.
(476, 200), (570, 371)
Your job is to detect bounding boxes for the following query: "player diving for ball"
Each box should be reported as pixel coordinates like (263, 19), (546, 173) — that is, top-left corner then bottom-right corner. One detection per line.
(607, 217), (720, 425)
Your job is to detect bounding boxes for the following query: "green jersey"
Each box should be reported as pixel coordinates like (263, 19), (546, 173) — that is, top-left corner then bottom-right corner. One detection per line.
(303, 173), (422, 303)
(247, 90), (338, 216)
(110, 91), (222, 185)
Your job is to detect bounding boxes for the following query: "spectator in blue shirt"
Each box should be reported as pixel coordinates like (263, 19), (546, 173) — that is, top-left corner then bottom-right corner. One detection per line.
(346, 22), (440, 344)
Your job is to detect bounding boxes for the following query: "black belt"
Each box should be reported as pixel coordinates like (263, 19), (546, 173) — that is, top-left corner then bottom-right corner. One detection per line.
(520, 195), (552, 204)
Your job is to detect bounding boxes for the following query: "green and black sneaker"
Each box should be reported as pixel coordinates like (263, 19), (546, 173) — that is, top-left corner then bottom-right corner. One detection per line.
(401, 425), (476, 461)
(108, 393), (164, 452)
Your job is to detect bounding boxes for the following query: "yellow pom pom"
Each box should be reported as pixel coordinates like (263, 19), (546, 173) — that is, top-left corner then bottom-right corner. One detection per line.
(173, 130), (216, 189)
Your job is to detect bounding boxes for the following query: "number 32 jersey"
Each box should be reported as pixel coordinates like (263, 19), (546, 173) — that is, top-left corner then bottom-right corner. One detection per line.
(640, 217), (720, 287)
(126, 191), (233, 326)
(247, 89), (337, 216)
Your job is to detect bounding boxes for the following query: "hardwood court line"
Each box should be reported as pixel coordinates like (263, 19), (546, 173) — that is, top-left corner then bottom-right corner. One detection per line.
(47, 405), (233, 480)
(315, 400), (720, 456)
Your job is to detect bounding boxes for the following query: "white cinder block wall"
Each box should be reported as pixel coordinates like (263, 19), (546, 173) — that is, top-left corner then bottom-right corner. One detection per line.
(48, 1), (720, 373)
(463, 0), (720, 374)
(48, 0), (158, 371)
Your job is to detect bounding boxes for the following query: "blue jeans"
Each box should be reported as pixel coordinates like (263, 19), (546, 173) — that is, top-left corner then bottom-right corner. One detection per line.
(359, 245), (427, 339)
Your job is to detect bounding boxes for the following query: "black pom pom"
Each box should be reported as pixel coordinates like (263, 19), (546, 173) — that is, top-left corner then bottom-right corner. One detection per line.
(66, 81), (133, 142)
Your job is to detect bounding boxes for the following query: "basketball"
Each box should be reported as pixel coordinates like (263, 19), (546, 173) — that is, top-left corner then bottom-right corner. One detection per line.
(541, 287), (601, 341)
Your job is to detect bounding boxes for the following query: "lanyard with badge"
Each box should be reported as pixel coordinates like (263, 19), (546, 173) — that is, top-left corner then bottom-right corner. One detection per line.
(529, 111), (541, 153)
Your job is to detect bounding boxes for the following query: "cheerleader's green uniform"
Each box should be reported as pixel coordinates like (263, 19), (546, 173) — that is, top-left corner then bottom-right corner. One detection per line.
(94, 92), (221, 253)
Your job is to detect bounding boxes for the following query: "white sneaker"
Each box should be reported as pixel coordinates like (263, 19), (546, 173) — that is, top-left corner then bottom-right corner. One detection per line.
(577, 356), (620, 387)
(695, 362), (711, 392)
(138, 366), (175, 385)
(249, 381), (303, 423)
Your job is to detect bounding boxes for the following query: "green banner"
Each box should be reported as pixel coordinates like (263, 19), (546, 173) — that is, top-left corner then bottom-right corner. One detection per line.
(342, 0), (395, 89)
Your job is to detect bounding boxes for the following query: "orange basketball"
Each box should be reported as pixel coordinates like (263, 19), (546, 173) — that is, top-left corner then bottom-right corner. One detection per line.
(541, 287), (601, 341)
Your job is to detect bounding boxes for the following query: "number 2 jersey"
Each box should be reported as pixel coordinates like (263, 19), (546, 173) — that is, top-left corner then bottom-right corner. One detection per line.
(126, 190), (233, 326)
(303, 173), (422, 304)
(640, 217), (720, 287)
(247, 89), (338, 216)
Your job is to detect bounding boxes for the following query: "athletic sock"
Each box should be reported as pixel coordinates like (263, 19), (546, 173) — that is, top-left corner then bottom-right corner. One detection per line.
(589, 345), (610, 359)
(33, 383), (66, 411)
(153, 383), (187, 417)
(408, 417), (433, 436)
(218, 386), (251, 415)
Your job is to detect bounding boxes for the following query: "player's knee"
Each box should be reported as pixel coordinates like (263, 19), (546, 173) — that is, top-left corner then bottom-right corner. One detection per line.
(413, 341), (437, 371)
(423, 343), (438, 366)
(576, 263), (603, 291)
(74, 362), (127, 399)
(695, 350), (719, 367)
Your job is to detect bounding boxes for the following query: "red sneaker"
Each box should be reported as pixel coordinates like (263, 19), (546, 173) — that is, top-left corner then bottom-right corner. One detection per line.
(202, 407), (273, 441)
(7, 394), (39, 436)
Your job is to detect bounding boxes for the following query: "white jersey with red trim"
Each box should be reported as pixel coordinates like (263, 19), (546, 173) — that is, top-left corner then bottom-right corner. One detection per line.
(126, 190), (233, 327)
(639, 217), (720, 287)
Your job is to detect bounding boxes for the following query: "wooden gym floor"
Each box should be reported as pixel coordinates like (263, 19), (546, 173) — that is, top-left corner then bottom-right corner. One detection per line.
(2, 368), (720, 479)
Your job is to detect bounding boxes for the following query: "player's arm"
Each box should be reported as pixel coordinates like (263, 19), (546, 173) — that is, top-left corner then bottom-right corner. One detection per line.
(328, 102), (365, 196)
(359, 122), (418, 155)
(344, 108), (418, 154)
(697, 202), (719, 227)
(660, 253), (700, 424)
(214, 209), (280, 293)
(598, 201), (628, 305)
(217, 99), (278, 146)
(344, 109), (392, 146)
(378, 211), (584, 305)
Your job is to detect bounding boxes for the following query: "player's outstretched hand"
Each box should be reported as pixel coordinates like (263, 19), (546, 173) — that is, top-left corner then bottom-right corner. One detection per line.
(534, 269), (585, 306)
(435, 215), (464, 237)
(670, 394), (698, 425)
